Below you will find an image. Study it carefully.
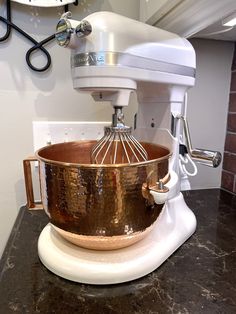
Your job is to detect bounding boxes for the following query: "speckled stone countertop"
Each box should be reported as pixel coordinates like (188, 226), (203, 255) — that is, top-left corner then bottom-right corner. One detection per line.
(0, 189), (236, 314)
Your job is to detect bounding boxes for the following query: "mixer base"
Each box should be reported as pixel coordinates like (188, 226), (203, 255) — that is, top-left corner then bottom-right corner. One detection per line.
(38, 193), (196, 285)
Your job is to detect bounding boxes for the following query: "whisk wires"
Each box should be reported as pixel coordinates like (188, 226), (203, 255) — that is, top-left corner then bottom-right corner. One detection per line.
(91, 107), (148, 164)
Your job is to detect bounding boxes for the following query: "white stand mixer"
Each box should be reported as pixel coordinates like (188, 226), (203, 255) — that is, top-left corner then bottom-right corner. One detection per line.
(37, 11), (221, 284)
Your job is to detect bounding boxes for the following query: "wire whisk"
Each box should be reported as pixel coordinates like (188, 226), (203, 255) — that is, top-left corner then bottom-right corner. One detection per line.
(91, 107), (148, 164)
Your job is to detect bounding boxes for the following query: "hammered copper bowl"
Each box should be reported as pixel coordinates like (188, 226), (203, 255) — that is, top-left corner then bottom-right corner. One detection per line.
(34, 141), (170, 250)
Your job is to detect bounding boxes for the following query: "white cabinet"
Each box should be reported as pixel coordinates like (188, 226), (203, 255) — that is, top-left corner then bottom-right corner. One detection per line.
(140, 0), (236, 38)
(139, 0), (182, 24)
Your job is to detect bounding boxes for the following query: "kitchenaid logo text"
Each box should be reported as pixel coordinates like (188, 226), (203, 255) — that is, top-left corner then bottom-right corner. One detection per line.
(72, 53), (106, 67)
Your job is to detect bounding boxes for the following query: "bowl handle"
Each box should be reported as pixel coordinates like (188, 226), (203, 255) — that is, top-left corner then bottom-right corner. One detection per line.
(23, 157), (43, 210)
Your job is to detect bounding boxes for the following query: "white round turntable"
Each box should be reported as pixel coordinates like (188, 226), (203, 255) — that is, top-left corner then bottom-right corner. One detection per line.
(38, 193), (196, 285)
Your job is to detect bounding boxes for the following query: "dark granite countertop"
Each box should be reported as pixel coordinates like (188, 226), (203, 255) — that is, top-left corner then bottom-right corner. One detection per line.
(0, 189), (236, 314)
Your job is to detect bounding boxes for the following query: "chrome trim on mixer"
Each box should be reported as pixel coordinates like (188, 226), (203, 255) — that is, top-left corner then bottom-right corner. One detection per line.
(55, 12), (73, 47)
(71, 52), (196, 77)
(75, 20), (92, 38)
(56, 13), (92, 47)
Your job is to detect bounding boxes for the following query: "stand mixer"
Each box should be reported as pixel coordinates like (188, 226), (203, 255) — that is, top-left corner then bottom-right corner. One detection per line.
(29, 11), (221, 284)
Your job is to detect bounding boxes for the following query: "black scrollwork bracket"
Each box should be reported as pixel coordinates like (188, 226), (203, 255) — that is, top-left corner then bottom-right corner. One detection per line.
(0, 0), (78, 72)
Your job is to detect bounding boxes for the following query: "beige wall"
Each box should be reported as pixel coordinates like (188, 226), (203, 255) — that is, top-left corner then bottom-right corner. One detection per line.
(187, 38), (234, 189)
(0, 0), (139, 256)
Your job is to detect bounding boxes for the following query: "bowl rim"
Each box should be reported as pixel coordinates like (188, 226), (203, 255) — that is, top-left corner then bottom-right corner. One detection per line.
(36, 140), (172, 168)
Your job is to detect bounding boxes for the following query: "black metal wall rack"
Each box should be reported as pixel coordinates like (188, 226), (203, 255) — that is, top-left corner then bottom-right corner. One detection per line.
(0, 0), (78, 72)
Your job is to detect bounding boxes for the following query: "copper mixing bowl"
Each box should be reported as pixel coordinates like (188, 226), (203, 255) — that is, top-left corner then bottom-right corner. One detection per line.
(24, 140), (171, 250)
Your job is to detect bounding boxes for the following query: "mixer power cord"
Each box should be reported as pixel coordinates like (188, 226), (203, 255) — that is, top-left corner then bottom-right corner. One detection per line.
(179, 143), (198, 177)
